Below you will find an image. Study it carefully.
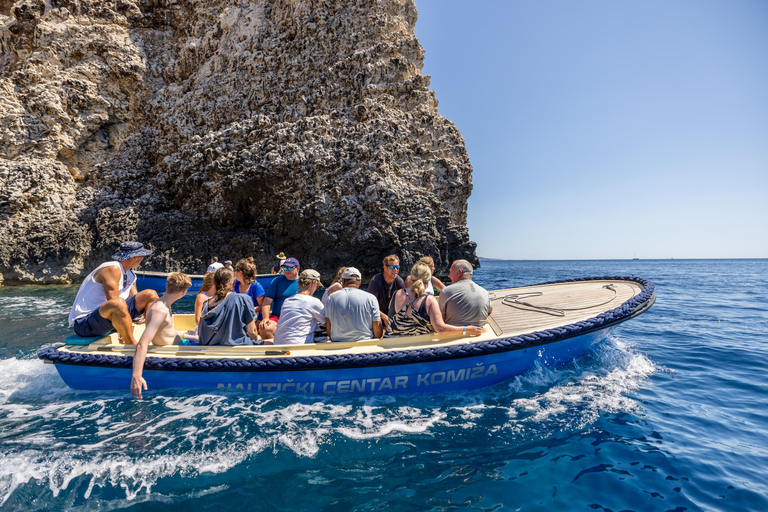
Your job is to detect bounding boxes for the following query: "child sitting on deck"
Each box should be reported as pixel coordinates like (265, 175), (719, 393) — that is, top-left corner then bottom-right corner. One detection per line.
(131, 272), (194, 399)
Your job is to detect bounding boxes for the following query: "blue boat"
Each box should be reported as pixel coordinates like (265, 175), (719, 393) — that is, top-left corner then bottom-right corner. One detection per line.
(39, 276), (654, 395)
(134, 270), (280, 296)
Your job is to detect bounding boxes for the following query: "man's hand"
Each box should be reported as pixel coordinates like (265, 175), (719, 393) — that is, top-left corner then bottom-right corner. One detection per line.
(380, 312), (389, 330)
(131, 375), (147, 399)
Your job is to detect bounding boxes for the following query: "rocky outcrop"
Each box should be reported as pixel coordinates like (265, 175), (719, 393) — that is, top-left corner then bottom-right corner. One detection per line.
(0, 0), (477, 282)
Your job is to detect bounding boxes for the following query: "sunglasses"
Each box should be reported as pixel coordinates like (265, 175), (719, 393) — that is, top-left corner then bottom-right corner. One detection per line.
(282, 266), (296, 271)
(387, 265), (400, 270)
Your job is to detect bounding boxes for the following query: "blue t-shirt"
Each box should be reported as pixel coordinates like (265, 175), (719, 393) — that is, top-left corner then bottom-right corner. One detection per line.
(264, 275), (300, 318)
(234, 280), (266, 309)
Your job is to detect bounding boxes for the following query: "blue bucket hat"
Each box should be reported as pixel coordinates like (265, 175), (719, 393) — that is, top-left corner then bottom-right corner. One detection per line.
(112, 241), (153, 261)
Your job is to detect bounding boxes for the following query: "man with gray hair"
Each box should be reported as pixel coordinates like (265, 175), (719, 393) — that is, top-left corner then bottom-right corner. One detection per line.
(438, 259), (492, 327)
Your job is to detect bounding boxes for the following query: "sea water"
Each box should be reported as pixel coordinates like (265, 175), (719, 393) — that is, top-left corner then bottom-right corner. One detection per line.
(0, 259), (766, 511)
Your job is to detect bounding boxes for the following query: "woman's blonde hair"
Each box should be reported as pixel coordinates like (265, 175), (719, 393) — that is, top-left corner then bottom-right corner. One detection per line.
(418, 256), (434, 266)
(410, 262), (431, 298)
(331, 266), (347, 285)
(199, 272), (215, 294)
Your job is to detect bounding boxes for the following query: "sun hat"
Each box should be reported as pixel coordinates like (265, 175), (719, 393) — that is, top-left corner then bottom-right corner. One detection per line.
(276, 251), (286, 259)
(224, 260), (233, 265)
(112, 242), (153, 261)
(300, 269), (324, 287)
(282, 257), (300, 268)
(341, 267), (361, 280)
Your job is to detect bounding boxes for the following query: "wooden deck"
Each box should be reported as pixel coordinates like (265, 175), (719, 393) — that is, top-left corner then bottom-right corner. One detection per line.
(487, 280), (643, 336)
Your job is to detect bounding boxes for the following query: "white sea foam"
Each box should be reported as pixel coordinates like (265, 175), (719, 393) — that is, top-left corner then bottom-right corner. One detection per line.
(0, 296), (71, 318)
(0, 336), (657, 506)
(502, 335), (657, 434)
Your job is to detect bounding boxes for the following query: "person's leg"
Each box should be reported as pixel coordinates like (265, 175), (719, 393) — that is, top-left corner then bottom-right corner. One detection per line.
(132, 290), (159, 318)
(98, 298), (137, 344)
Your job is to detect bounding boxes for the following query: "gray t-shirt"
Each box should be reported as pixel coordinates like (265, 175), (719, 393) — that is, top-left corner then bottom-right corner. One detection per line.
(273, 294), (326, 345)
(325, 288), (380, 342)
(438, 279), (491, 326)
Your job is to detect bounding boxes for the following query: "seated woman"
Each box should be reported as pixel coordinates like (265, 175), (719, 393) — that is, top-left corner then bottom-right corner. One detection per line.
(199, 268), (260, 346)
(273, 269), (326, 345)
(233, 259), (265, 316)
(194, 272), (216, 332)
(403, 256), (446, 295)
(386, 262), (483, 338)
(321, 266), (347, 305)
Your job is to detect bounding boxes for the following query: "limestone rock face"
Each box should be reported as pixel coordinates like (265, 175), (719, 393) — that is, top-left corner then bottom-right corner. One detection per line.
(0, 0), (477, 282)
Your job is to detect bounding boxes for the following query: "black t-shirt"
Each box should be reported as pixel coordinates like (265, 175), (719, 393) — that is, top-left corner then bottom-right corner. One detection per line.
(366, 273), (405, 314)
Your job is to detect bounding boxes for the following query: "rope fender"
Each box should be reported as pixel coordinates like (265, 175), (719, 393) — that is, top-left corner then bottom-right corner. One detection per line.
(38, 276), (654, 372)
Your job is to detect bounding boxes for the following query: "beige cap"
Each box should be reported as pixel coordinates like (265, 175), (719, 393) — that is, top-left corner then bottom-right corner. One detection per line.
(300, 269), (324, 287)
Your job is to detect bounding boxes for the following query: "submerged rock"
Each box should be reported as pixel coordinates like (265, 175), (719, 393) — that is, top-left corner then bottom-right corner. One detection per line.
(0, 0), (477, 282)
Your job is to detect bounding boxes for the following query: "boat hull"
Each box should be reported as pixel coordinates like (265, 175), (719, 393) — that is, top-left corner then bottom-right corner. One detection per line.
(51, 326), (611, 395)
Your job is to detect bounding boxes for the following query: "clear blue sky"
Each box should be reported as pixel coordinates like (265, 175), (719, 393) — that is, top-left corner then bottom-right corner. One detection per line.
(414, 0), (768, 259)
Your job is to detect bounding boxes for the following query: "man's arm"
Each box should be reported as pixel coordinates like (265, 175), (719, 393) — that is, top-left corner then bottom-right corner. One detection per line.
(260, 297), (273, 322)
(326, 318), (333, 342)
(438, 289), (449, 321)
(371, 320), (383, 339)
(96, 265), (123, 301)
(130, 305), (165, 399)
(129, 272), (138, 298)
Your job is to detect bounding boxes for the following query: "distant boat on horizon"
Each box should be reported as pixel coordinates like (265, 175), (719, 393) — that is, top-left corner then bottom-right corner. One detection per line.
(632, 251), (639, 260)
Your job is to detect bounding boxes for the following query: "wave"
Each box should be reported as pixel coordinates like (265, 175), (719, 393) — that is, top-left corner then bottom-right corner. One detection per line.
(0, 336), (657, 508)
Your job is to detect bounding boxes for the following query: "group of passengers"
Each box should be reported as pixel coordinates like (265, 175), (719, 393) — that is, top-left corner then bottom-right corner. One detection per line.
(66, 242), (493, 399)
(182, 252), (491, 347)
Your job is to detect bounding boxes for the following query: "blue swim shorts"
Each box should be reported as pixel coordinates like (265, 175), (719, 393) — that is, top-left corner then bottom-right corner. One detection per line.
(73, 296), (142, 338)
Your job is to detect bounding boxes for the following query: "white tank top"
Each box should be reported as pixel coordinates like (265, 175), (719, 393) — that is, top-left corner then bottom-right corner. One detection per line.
(68, 261), (136, 325)
(425, 278), (435, 296)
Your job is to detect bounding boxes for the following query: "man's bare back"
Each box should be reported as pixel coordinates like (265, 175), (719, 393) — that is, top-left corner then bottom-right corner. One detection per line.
(144, 300), (180, 346)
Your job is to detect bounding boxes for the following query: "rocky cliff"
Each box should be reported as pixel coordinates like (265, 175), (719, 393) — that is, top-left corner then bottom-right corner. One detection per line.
(0, 0), (477, 283)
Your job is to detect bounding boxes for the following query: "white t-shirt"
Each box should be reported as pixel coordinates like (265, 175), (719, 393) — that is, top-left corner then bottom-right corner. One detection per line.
(207, 262), (224, 273)
(273, 294), (326, 345)
(68, 261), (135, 325)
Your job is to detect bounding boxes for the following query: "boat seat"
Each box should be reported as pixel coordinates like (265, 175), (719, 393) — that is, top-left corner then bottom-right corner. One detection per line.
(65, 332), (113, 345)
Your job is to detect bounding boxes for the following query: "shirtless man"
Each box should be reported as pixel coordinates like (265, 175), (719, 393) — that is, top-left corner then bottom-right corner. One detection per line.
(131, 272), (192, 399)
(69, 241), (159, 344)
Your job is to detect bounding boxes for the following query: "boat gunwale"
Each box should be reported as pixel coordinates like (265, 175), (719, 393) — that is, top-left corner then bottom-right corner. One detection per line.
(39, 276), (655, 373)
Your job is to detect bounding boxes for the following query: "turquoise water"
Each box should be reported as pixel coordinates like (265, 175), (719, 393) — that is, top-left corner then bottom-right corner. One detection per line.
(1, 259), (766, 511)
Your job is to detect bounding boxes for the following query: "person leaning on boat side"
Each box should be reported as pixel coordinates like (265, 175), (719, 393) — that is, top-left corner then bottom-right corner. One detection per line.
(259, 257), (300, 332)
(325, 267), (383, 342)
(387, 262), (483, 338)
(365, 254), (404, 329)
(273, 269), (327, 345)
(131, 272), (193, 399)
(233, 259), (265, 317)
(194, 272), (216, 331)
(321, 266), (347, 305)
(198, 268), (260, 346)
(68, 241), (159, 344)
(438, 260), (493, 327)
(403, 256), (446, 295)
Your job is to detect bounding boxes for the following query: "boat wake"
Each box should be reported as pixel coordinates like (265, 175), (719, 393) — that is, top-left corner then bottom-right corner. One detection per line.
(0, 336), (658, 508)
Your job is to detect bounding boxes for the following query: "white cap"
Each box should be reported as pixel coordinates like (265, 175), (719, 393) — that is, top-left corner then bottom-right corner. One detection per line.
(342, 267), (361, 280)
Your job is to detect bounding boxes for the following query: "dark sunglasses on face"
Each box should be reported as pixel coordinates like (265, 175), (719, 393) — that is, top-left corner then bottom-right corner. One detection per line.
(387, 265), (400, 270)
(282, 266), (296, 271)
